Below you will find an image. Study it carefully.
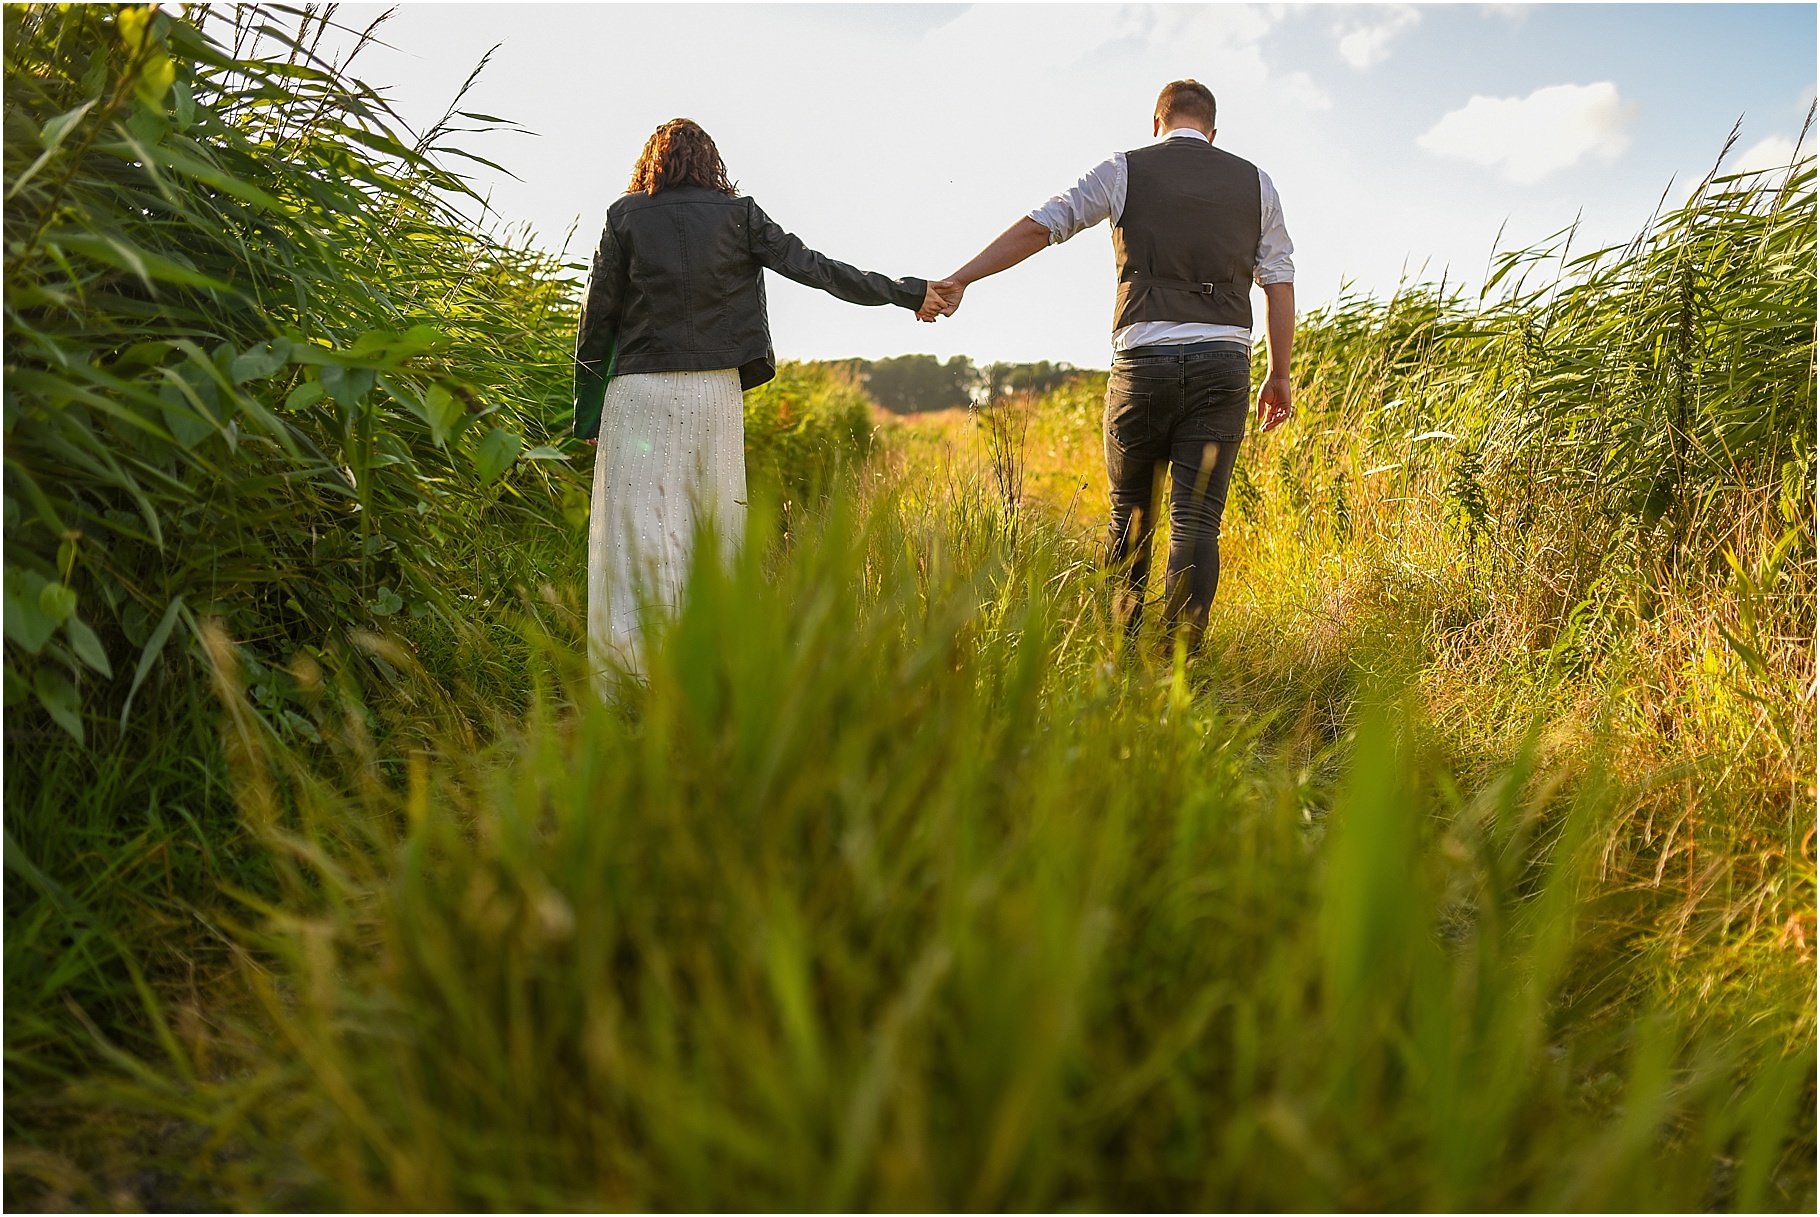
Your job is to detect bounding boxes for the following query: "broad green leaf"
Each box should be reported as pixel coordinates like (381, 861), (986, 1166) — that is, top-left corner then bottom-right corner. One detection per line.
(159, 383), (215, 448)
(285, 380), (326, 411)
(348, 331), (396, 360)
(392, 324), (450, 358)
(170, 76), (195, 130)
(38, 583), (77, 628)
(65, 618), (113, 679)
(110, 341), (173, 374)
(470, 427), (522, 484)
(347, 329), (400, 360)
(366, 585), (404, 617)
(4, 569), (57, 654)
(120, 601), (151, 648)
(80, 46), (108, 95)
(420, 385), (463, 445)
(125, 100), (170, 149)
(136, 52), (177, 108)
(320, 364), (376, 405)
(348, 326), (449, 365)
(232, 338), (292, 384)
(34, 669), (83, 744)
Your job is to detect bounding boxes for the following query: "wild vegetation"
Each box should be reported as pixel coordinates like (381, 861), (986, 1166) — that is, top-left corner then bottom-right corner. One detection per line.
(839, 353), (1081, 414)
(5, 4), (1814, 1210)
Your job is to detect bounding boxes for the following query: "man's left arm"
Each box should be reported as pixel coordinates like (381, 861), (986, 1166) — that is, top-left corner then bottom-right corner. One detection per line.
(1254, 170), (1295, 433)
(1257, 282), (1294, 432)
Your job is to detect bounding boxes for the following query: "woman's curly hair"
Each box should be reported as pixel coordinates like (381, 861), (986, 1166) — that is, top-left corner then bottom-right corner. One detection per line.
(628, 118), (737, 196)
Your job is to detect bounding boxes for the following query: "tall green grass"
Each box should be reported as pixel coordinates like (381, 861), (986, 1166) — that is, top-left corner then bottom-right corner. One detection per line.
(1229, 134), (1817, 1058)
(3, 3), (580, 743)
(979, 132), (1814, 1063)
(3, 0), (583, 1103)
(741, 359), (878, 526)
(40, 487), (1806, 1210)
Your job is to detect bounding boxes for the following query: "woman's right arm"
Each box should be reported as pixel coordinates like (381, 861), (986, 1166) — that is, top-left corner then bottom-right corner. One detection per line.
(572, 217), (627, 441)
(747, 199), (927, 312)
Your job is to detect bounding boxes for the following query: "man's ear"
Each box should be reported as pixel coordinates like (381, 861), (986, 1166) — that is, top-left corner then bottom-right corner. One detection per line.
(1152, 116), (1161, 137)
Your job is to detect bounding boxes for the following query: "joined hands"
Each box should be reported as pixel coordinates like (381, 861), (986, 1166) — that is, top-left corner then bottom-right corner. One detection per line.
(917, 278), (965, 322)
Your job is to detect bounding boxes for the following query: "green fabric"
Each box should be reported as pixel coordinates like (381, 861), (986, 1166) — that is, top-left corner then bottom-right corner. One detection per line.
(572, 337), (616, 441)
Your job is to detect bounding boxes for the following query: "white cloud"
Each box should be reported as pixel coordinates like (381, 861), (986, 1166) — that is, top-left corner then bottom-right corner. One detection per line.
(1281, 70), (1334, 113)
(1732, 135), (1807, 176)
(922, 3), (1138, 71)
(1151, 6), (1331, 112)
(920, 4), (1329, 116)
(1336, 5), (1420, 70)
(1418, 82), (1634, 184)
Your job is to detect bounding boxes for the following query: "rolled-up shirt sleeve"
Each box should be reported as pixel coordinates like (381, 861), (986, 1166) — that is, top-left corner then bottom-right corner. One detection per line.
(1028, 154), (1123, 245)
(1255, 168), (1294, 286)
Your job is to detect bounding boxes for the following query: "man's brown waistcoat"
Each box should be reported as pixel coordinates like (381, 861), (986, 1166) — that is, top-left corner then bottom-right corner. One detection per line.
(1111, 137), (1262, 332)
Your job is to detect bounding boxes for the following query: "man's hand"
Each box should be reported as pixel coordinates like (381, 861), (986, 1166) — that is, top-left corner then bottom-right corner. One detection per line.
(918, 278), (963, 321)
(1257, 281), (1295, 433)
(1256, 373), (1293, 433)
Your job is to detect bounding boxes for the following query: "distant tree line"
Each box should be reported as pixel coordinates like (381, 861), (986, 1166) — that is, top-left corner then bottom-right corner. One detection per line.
(817, 355), (1091, 413)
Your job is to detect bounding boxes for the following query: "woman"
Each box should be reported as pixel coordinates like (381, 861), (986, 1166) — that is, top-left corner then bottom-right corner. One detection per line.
(573, 118), (947, 686)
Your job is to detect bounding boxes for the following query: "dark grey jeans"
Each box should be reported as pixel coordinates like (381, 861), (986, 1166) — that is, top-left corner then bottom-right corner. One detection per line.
(1103, 344), (1249, 644)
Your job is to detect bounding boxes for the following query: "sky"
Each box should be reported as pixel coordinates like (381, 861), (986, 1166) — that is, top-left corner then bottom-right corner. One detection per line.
(311, 2), (1816, 369)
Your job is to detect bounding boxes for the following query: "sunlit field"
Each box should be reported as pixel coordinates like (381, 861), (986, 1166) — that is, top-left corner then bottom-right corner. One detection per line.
(5, 6), (1814, 1210)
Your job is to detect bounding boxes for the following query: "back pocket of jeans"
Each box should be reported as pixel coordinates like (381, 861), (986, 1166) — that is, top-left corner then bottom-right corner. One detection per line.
(1105, 371), (1154, 451)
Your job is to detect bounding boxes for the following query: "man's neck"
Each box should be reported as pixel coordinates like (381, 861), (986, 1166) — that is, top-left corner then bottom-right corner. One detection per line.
(1161, 126), (1212, 144)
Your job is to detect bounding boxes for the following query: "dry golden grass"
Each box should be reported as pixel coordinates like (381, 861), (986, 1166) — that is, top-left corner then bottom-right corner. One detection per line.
(884, 368), (1815, 1056)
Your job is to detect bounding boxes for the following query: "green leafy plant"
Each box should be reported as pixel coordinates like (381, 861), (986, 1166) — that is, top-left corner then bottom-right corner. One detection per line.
(3, 3), (580, 751)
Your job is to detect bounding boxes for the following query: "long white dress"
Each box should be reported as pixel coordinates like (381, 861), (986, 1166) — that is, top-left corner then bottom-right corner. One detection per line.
(588, 368), (746, 687)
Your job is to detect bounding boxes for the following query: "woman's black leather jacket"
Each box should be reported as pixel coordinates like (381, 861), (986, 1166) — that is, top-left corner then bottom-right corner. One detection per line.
(571, 186), (926, 439)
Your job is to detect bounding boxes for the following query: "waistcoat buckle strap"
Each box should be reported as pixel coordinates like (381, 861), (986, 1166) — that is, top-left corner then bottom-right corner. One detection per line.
(1125, 272), (1241, 296)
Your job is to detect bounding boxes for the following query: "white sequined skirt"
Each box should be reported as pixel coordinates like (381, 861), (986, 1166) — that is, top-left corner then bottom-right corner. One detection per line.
(588, 368), (746, 684)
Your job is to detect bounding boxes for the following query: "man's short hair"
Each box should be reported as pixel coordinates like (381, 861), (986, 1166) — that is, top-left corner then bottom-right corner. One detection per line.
(1155, 79), (1216, 130)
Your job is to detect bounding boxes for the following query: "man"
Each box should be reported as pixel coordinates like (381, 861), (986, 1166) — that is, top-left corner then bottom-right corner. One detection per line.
(934, 79), (1294, 649)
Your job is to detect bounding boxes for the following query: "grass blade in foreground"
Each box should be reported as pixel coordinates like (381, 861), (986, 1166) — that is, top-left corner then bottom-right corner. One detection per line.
(152, 500), (1812, 1211)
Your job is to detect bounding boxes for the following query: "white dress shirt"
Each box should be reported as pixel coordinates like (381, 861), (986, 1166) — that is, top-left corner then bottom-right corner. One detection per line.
(1027, 127), (1294, 352)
